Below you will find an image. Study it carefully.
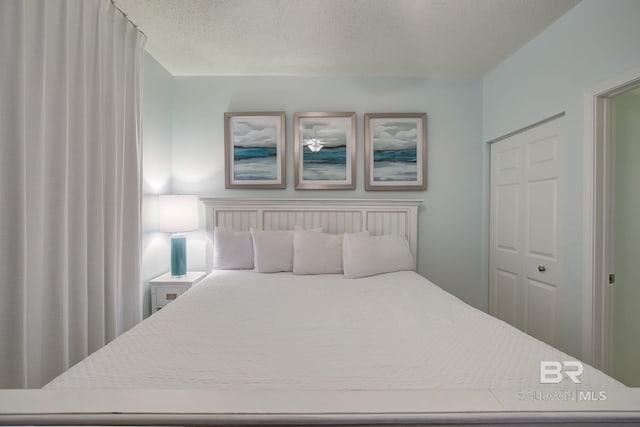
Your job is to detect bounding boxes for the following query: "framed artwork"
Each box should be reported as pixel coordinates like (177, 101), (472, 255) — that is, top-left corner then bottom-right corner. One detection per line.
(294, 112), (356, 190)
(364, 113), (427, 191)
(224, 112), (285, 189)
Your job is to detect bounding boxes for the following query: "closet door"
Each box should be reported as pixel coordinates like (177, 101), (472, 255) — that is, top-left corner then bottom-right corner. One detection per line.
(489, 117), (563, 347)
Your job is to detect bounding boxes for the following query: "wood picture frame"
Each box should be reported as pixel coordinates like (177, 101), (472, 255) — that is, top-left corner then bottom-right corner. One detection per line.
(224, 112), (286, 189)
(294, 112), (356, 190)
(364, 113), (427, 191)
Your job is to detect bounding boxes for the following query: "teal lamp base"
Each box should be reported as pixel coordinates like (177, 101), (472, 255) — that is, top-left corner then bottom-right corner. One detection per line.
(170, 234), (187, 277)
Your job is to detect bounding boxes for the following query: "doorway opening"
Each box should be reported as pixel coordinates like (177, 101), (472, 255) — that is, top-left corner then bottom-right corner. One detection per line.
(583, 67), (640, 385)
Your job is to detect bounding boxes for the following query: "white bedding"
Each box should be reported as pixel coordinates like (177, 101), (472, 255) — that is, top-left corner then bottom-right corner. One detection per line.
(46, 270), (621, 390)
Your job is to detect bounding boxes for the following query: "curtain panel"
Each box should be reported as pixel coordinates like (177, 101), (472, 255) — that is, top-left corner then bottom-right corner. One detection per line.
(0, 0), (145, 388)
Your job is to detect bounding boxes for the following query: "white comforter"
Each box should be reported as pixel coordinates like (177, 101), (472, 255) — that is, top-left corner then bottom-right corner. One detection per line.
(47, 270), (621, 390)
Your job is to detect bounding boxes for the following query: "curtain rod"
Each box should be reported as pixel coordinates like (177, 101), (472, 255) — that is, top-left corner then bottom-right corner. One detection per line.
(485, 112), (566, 145)
(110, 0), (147, 38)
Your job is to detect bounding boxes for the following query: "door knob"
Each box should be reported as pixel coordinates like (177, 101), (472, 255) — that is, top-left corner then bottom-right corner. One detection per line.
(538, 266), (546, 272)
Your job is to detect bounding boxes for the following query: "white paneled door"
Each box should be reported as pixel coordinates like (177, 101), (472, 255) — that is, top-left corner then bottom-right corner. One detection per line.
(489, 116), (564, 347)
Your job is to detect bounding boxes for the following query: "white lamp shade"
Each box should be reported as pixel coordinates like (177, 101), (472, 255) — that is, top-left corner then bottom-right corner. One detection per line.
(158, 195), (199, 233)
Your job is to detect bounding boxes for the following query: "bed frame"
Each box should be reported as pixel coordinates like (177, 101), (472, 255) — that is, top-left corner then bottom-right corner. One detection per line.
(1, 386), (638, 426)
(200, 198), (423, 272)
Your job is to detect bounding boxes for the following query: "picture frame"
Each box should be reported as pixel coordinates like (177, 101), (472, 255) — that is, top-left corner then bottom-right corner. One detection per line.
(294, 112), (356, 190)
(224, 112), (286, 189)
(364, 113), (427, 191)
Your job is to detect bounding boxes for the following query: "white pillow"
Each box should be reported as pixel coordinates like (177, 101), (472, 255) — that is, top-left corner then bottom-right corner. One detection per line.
(293, 230), (343, 275)
(251, 227), (322, 273)
(213, 228), (253, 270)
(250, 229), (294, 273)
(342, 232), (415, 279)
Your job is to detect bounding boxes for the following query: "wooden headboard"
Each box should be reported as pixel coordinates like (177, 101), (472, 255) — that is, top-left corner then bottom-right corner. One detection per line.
(200, 198), (423, 272)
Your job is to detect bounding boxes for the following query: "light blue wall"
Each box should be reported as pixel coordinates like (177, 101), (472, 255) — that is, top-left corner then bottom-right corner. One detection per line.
(171, 77), (487, 310)
(141, 53), (174, 318)
(482, 0), (640, 357)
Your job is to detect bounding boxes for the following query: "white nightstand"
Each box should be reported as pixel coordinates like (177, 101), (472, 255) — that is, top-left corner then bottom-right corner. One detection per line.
(150, 271), (207, 313)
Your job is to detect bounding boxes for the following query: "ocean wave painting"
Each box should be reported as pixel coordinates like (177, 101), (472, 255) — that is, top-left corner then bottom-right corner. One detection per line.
(302, 146), (347, 180)
(226, 113), (284, 186)
(373, 148), (417, 181)
(233, 147), (277, 180)
(371, 118), (419, 182)
(297, 114), (354, 187)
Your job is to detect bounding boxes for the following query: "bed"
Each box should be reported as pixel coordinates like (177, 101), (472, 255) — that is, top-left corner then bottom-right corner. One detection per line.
(18, 198), (636, 425)
(46, 269), (620, 391)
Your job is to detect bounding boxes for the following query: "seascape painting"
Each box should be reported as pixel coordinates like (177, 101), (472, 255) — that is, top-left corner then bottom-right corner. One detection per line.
(224, 112), (285, 189)
(301, 118), (349, 180)
(365, 113), (427, 191)
(232, 118), (277, 181)
(294, 112), (355, 190)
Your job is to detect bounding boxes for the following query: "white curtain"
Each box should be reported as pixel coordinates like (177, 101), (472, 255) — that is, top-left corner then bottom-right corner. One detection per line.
(0, 0), (145, 388)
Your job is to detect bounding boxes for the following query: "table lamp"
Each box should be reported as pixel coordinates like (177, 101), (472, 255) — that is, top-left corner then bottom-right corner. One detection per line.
(159, 195), (199, 277)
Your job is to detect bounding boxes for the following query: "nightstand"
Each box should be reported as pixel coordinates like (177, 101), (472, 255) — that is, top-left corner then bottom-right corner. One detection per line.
(150, 271), (207, 313)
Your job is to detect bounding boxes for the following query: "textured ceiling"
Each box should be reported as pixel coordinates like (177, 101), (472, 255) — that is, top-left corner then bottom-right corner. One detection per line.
(115, 0), (580, 76)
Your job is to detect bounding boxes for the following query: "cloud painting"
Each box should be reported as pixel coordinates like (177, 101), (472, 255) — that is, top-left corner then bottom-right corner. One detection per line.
(371, 119), (419, 182)
(300, 117), (350, 181)
(225, 113), (285, 189)
(231, 116), (279, 181)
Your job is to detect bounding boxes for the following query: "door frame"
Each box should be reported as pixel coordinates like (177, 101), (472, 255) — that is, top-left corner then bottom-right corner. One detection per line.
(582, 66), (640, 370)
